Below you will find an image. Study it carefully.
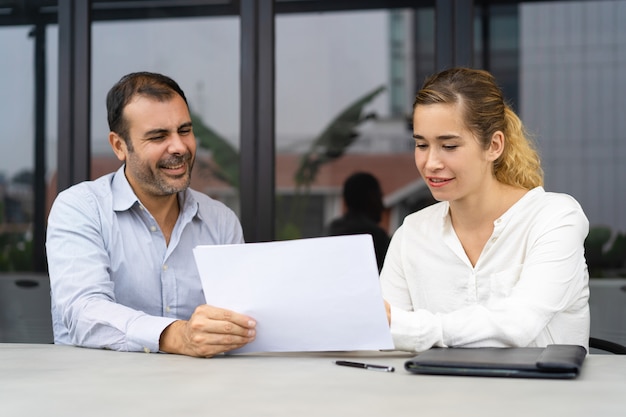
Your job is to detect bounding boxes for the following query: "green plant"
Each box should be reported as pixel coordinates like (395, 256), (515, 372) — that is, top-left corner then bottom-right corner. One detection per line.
(191, 111), (240, 188)
(282, 85), (386, 239)
(0, 232), (34, 272)
(294, 85), (385, 187)
(191, 86), (386, 240)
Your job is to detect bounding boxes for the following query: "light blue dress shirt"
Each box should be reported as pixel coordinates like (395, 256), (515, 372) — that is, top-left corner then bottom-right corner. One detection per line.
(46, 166), (244, 353)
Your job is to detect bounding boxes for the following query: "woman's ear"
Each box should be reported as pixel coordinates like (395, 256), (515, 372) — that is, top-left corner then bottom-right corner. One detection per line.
(109, 132), (127, 162)
(487, 131), (505, 162)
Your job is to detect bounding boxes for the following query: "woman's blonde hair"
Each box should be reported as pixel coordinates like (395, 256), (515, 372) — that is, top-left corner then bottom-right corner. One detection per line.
(414, 67), (543, 189)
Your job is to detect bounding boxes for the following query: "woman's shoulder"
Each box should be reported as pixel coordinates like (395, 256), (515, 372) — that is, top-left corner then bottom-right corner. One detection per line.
(523, 187), (584, 213)
(403, 201), (448, 225)
(515, 187), (588, 231)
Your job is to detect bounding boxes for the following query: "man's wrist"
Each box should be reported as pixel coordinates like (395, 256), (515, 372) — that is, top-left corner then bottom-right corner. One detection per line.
(159, 320), (185, 354)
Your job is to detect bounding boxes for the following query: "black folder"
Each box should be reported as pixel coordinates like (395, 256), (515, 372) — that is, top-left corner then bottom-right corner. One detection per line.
(404, 344), (587, 379)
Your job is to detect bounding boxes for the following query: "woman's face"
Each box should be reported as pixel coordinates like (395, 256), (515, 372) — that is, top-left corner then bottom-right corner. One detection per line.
(412, 103), (498, 204)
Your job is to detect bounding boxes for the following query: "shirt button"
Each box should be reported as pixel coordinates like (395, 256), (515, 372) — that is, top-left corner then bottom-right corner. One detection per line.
(166, 306), (171, 313)
(163, 265), (168, 271)
(491, 237), (497, 243)
(150, 225), (157, 232)
(143, 347), (150, 353)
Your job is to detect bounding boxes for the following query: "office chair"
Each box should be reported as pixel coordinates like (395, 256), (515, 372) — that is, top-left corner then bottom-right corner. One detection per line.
(589, 337), (626, 354)
(0, 273), (53, 343)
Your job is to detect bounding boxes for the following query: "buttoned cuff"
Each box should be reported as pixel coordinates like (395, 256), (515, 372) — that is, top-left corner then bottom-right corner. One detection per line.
(389, 306), (446, 352)
(127, 315), (178, 353)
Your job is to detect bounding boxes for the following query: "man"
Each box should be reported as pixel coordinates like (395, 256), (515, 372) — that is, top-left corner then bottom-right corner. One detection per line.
(327, 172), (390, 271)
(46, 72), (256, 357)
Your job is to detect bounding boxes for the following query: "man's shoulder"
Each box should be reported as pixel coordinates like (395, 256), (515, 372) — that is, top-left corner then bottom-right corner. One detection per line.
(188, 188), (225, 207)
(55, 172), (116, 202)
(187, 188), (238, 217)
(48, 172), (119, 227)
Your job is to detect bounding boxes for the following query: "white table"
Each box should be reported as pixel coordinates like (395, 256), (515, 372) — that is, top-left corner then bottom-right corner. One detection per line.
(1, 344), (624, 417)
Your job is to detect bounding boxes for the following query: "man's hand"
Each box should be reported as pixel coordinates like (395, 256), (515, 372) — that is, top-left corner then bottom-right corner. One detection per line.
(159, 304), (256, 357)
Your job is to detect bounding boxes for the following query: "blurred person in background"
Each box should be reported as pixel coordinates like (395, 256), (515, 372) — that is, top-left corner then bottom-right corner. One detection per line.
(327, 172), (390, 271)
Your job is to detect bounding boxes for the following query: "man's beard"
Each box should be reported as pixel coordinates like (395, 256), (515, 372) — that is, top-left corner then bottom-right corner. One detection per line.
(129, 152), (194, 196)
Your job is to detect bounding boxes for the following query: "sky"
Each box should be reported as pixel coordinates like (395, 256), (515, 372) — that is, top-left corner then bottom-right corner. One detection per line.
(0, 10), (389, 179)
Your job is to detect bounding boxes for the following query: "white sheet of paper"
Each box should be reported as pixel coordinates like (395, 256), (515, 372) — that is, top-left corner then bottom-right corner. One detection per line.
(193, 234), (394, 353)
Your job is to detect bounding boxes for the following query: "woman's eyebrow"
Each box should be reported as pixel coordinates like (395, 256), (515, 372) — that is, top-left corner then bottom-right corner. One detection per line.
(412, 133), (460, 140)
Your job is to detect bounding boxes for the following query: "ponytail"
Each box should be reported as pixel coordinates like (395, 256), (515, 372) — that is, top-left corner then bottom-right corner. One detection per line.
(495, 106), (543, 189)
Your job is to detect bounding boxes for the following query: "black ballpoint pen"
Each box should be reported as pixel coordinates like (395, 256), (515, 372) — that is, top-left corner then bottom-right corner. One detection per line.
(334, 360), (395, 372)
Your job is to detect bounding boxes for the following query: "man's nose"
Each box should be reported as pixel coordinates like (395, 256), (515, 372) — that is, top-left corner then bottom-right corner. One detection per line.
(168, 133), (188, 154)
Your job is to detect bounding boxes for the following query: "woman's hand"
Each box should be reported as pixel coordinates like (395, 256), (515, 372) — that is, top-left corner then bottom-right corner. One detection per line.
(384, 300), (391, 325)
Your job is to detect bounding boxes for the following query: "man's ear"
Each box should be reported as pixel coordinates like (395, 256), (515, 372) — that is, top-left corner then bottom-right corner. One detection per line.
(109, 132), (127, 162)
(487, 131), (505, 162)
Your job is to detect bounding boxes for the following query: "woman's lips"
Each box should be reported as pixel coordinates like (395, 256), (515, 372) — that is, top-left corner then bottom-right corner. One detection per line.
(427, 177), (453, 188)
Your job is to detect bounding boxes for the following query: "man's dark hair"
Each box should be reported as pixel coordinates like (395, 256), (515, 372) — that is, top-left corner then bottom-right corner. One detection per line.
(106, 72), (189, 147)
(343, 172), (384, 222)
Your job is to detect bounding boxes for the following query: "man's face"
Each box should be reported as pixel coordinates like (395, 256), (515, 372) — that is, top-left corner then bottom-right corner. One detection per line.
(110, 94), (196, 203)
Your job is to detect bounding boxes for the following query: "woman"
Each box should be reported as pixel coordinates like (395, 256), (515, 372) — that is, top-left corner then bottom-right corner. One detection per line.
(381, 68), (590, 352)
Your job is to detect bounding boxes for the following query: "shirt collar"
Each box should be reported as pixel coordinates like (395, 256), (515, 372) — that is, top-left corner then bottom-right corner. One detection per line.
(180, 187), (200, 222)
(111, 165), (138, 212)
(438, 186), (545, 226)
(494, 186), (544, 228)
(440, 201), (452, 231)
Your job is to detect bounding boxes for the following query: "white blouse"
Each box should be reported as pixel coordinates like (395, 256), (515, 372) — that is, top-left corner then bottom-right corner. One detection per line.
(380, 187), (590, 352)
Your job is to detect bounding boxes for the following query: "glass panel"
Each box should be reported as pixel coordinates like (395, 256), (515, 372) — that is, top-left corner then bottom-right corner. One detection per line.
(520, 0), (626, 277)
(482, 5), (519, 108)
(414, 8), (435, 84)
(275, 8), (433, 267)
(0, 26), (36, 271)
(90, 16), (241, 215)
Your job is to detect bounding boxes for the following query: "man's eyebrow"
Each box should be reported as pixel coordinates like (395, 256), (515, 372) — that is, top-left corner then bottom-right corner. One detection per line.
(143, 122), (192, 137)
(144, 128), (169, 137)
